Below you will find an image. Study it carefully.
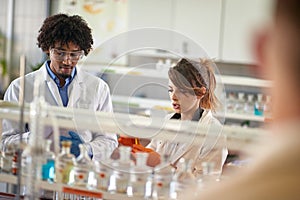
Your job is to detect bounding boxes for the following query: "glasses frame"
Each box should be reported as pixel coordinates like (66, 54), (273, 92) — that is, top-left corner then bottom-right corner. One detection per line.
(50, 48), (84, 62)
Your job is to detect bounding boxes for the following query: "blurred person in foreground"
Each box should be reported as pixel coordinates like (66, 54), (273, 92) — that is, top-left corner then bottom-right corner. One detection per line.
(1, 13), (118, 160)
(183, 0), (300, 199)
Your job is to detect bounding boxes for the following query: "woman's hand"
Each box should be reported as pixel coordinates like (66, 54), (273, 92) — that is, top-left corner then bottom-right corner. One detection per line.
(146, 151), (161, 167)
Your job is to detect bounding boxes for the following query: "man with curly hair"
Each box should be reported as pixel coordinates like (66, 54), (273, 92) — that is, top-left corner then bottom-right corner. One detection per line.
(2, 14), (118, 160)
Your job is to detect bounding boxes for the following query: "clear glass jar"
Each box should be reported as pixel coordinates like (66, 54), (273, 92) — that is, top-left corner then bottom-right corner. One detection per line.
(73, 144), (94, 188)
(41, 139), (55, 182)
(55, 140), (76, 185)
(226, 92), (237, 113)
(244, 94), (254, 115)
(175, 158), (196, 193)
(94, 147), (112, 191)
(152, 154), (175, 199)
(127, 152), (152, 198)
(254, 94), (265, 116)
(234, 92), (245, 114)
(264, 95), (272, 119)
(1, 144), (14, 174)
(199, 161), (219, 188)
(108, 146), (133, 194)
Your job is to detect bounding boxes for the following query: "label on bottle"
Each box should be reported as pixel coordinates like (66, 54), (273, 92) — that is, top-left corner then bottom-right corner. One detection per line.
(74, 167), (90, 187)
(97, 171), (109, 190)
(115, 173), (128, 193)
(154, 176), (171, 198)
(56, 162), (74, 184)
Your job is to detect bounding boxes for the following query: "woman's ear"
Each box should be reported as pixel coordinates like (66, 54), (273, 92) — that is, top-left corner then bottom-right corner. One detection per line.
(196, 87), (206, 99)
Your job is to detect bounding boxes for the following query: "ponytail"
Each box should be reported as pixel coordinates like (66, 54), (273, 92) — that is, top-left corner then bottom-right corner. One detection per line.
(198, 58), (220, 112)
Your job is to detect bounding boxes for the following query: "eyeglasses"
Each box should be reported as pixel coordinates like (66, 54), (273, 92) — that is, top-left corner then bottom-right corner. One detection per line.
(50, 48), (84, 62)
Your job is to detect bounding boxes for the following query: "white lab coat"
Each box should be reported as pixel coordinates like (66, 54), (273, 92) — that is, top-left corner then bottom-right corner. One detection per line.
(2, 62), (118, 161)
(147, 109), (228, 177)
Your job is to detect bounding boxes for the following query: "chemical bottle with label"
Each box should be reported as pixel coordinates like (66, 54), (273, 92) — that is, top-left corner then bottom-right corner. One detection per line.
(41, 139), (55, 182)
(254, 94), (265, 116)
(55, 140), (76, 185)
(127, 152), (152, 198)
(73, 144), (94, 188)
(244, 94), (254, 115)
(94, 146), (112, 191)
(175, 158), (196, 193)
(108, 146), (133, 194)
(152, 154), (175, 199)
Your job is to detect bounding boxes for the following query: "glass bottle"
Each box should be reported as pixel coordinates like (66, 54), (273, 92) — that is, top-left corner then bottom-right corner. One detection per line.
(152, 154), (175, 200)
(21, 143), (30, 177)
(2, 144), (14, 174)
(73, 144), (94, 188)
(94, 146), (112, 191)
(175, 158), (196, 193)
(41, 139), (55, 182)
(244, 94), (254, 115)
(108, 146), (133, 194)
(55, 140), (76, 185)
(254, 93), (265, 116)
(11, 144), (19, 175)
(226, 92), (236, 113)
(127, 152), (152, 198)
(234, 92), (245, 114)
(199, 162), (218, 188)
(264, 95), (272, 120)
(23, 146), (45, 200)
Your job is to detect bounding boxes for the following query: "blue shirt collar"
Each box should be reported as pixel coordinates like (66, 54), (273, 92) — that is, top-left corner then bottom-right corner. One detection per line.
(45, 60), (76, 87)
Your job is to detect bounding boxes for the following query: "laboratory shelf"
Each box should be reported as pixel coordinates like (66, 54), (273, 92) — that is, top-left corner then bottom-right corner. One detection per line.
(218, 75), (272, 88)
(81, 62), (272, 88)
(221, 112), (265, 122)
(112, 95), (173, 112)
(112, 95), (265, 122)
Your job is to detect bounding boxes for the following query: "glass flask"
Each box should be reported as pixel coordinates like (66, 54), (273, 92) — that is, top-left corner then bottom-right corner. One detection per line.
(198, 161), (219, 189)
(94, 146), (112, 191)
(254, 93), (265, 116)
(41, 139), (55, 182)
(234, 92), (245, 114)
(55, 140), (76, 185)
(226, 92), (236, 113)
(244, 94), (254, 115)
(108, 146), (133, 194)
(127, 152), (152, 198)
(73, 144), (94, 188)
(152, 154), (175, 200)
(1, 144), (14, 174)
(175, 158), (196, 193)
(264, 95), (272, 120)
(23, 145), (45, 200)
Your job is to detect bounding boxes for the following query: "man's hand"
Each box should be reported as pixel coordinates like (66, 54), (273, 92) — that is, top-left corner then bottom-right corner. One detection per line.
(60, 131), (83, 157)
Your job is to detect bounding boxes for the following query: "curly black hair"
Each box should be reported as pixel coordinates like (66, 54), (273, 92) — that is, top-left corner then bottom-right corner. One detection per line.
(37, 13), (93, 56)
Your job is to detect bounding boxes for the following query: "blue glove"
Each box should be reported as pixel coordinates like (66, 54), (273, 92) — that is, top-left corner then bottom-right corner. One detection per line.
(60, 131), (83, 157)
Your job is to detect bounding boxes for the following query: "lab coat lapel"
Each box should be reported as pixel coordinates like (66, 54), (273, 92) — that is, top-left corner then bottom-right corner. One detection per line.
(40, 65), (63, 106)
(67, 68), (83, 108)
